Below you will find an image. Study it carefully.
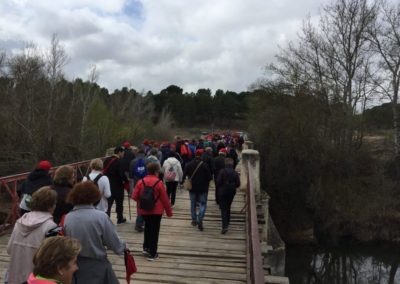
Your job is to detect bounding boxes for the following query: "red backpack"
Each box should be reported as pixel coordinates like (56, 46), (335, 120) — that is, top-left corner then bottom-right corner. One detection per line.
(180, 144), (191, 158)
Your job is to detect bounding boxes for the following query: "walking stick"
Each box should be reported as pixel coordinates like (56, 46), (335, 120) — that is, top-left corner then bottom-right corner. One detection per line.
(127, 189), (132, 220)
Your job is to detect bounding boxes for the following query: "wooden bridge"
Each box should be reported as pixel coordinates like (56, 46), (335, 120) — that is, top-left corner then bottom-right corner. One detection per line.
(0, 146), (289, 283)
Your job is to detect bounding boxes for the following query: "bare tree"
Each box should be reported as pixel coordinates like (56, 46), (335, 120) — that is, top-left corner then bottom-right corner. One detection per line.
(7, 43), (45, 151)
(77, 64), (99, 152)
(44, 34), (69, 159)
(270, 0), (377, 150)
(368, 1), (400, 159)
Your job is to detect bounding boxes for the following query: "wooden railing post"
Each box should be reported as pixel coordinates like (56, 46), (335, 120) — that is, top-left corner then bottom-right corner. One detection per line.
(241, 149), (261, 200)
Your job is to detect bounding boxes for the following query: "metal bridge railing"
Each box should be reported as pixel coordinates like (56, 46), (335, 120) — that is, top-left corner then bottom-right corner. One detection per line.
(0, 158), (103, 235)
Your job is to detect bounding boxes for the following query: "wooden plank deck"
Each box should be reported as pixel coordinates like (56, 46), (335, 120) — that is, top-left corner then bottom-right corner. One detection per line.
(0, 184), (247, 283)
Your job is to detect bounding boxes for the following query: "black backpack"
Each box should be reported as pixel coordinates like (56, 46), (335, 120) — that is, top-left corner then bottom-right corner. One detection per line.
(86, 173), (103, 187)
(139, 179), (161, 211)
(86, 173), (103, 206)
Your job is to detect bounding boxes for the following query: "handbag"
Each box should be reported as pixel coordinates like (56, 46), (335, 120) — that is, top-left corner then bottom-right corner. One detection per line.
(184, 161), (203, 191)
(183, 178), (192, 191)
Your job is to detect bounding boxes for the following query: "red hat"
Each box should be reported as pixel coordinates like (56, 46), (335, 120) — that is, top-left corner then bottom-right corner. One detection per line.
(218, 148), (227, 155)
(123, 141), (131, 148)
(195, 149), (204, 156)
(143, 139), (149, 145)
(37, 160), (52, 171)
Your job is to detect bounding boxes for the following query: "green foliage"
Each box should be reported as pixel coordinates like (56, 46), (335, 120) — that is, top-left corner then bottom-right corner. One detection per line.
(151, 85), (247, 127)
(247, 86), (398, 244)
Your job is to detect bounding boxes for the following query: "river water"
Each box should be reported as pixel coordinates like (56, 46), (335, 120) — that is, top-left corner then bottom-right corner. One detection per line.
(285, 244), (400, 284)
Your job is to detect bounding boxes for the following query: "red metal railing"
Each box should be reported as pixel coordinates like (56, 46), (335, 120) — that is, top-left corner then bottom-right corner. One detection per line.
(0, 158), (103, 235)
(246, 161), (265, 283)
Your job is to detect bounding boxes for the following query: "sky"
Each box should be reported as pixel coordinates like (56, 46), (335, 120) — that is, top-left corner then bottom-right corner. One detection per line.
(0, 0), (331, 94)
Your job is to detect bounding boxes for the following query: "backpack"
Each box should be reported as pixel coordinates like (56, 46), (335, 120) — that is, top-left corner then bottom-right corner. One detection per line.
(134, 158), (147, 179)
(180, 144), (189, 157)
(139, 179), (161, 210)
(86, 173), (103, 206)
(86, 173), (103, 187)
(165, 163), (177, 182)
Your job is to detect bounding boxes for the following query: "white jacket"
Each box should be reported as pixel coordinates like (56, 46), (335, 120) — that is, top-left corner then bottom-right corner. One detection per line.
(162, 157), (183, 182)
(83, 170), (111, 212)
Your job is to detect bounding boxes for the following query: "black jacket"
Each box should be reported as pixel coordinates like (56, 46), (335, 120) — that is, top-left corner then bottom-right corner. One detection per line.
(18, 169), (53, 196)
(52, 181), (73, 224)
(213, 156), (226, 178)
(121, 149), (135, 173)
(201, 152), (215, 175)
(103, 156), (126, 192)
(216, 167), (240, 196)
(183, 159), (212, 193)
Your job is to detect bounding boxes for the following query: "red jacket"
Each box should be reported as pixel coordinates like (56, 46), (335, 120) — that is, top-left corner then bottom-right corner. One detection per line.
(132, 175), (173, 217)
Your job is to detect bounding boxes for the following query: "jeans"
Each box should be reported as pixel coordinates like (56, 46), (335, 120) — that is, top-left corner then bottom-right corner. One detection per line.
(142, 215), (162, 257)
(189, 191), (208, 222)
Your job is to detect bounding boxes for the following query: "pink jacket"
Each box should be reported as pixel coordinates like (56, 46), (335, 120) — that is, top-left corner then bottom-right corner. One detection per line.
(132, 175), (173, 217)
(27, 273), (57, 284)
(7, 211), (56, 284)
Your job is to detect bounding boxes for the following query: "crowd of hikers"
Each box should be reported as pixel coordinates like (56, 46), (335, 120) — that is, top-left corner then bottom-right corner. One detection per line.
(5, 133), (244, 284)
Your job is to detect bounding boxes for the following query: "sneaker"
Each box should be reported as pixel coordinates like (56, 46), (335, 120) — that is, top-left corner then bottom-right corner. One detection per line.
(142, 249), (150, 256)
(221, 227), (228, 234)
(117, 218), (127, 224)
(147, 253), (159, 261)
(135, 225), (144, 232)
(171, 204), (175, 209)
(191, 220), (197, 226)
(198, 221), (203, 231)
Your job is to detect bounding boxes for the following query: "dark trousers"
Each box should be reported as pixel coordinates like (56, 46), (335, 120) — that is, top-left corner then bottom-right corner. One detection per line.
(219, 191), (236, 229)
(214, 180), (220, 204)
(166, 181), (178, 205)
(107, 188), (124, 221)
(143, 215), (162, 257)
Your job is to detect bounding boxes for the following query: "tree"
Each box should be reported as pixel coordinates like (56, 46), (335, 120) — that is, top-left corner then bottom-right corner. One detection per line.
(368, 1), (400, 160)
(44, 34), (69, 159)
(270, 0), (377, 150)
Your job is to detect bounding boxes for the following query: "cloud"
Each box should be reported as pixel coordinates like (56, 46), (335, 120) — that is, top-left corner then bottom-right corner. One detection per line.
(0, 0), (330, 93)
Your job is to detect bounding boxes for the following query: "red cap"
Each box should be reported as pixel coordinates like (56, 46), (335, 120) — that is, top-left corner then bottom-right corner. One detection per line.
(143, 139), (149, 145)
(123, 141), (131, 148)
(195, 149), (204, 156)
(218, 148), (227, 154)
(37, 160), (52, 171)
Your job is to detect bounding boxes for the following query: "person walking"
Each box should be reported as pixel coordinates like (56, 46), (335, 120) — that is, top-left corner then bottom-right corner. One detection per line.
(7, 187), (57, 284)
(18, 160), (53, 215)
(182, 149), (212, 231)
(162, 152), (183, 207)
(64, 181), (126, 284)
(51, 165), (74, 224)
(104, 147), (127, 224)
(83, 158), (111, 213)
(213, 148), (227, 205)
(130, 149), (148, 231)
(216, 158), (240, 234)
(132, 162), (173, 261)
